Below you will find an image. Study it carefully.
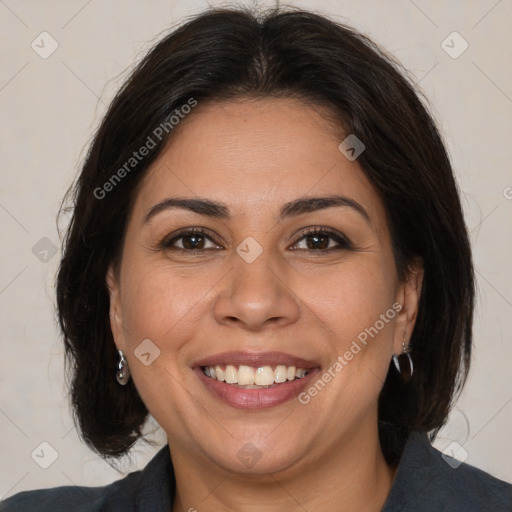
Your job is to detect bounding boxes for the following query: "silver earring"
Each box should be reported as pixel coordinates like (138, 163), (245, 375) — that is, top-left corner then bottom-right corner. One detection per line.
(392, 341), (413, 383)
(116, 350), (131, 385)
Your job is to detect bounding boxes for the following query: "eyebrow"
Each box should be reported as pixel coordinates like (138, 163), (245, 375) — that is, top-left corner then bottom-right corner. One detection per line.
(144, 195), (371, 226)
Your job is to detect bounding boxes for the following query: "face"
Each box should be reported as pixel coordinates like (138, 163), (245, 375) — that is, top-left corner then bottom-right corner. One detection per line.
(107, 98), (422, 476)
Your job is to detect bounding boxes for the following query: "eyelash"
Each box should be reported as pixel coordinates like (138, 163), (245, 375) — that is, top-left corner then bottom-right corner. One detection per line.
(159, 226), (353, 255)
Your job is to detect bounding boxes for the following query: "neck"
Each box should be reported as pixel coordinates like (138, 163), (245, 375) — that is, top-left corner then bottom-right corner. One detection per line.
(170, 418), (395, 512)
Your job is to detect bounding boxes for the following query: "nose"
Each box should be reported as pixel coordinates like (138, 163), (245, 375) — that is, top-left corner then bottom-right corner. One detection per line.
(213, 249), (301, 332)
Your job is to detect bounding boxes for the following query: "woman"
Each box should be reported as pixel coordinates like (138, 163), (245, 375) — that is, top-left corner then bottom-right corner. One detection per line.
(2, 6), (510, 512)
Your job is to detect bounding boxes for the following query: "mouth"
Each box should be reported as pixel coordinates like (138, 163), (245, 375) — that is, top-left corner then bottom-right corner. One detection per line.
(193, 351), (320, 410)
(201, 364), (310, 388)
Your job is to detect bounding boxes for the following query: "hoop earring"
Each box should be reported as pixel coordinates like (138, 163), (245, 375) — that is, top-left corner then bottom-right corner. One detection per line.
(116, 350), (131, 385)
(392, 341), (413, 383)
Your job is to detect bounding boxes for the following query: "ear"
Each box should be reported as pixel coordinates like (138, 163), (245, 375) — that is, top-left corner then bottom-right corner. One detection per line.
(106, 264), (126, 352)
(392, 258), (424, 354)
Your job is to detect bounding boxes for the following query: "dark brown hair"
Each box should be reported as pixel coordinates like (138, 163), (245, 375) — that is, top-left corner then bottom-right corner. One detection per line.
(56, 6), (474, 461)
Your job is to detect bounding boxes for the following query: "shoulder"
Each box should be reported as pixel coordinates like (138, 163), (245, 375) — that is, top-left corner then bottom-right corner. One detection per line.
(384, 430), (512, 512)
(0, 470), (142, 512)
(0, 445), (173, 512)
(439, 453), (512, 510)
(0, 485), (109, 512)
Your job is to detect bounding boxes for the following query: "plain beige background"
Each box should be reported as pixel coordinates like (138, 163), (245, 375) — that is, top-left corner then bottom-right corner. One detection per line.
(1, 0), (511, 500)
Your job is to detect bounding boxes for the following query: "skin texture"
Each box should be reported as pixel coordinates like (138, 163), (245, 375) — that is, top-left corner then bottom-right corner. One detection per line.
(107, 98), (423, 511)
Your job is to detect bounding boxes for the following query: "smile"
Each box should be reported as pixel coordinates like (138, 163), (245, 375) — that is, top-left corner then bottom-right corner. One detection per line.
(193, 351), (320, 410)
(201, 364), (310, 388)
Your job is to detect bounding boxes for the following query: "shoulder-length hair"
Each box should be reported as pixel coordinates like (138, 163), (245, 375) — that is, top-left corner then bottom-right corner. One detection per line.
(56, 6), (474, 461)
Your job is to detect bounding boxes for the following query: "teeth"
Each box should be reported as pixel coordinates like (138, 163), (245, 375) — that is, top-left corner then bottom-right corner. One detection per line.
(238, 365), (255, 385)
(274, 365), (287, 383)
(215, 366), (225, 381)
(202, 364), (309, 386)
(255, 366), (275, 386)
(224, 364), (237, 384)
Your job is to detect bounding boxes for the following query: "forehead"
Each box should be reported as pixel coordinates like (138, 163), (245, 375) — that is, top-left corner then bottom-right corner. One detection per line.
(132, 98), (386, 230)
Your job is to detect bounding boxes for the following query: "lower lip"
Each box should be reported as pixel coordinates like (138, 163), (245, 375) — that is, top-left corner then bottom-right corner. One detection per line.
(194, 367), (320, 410)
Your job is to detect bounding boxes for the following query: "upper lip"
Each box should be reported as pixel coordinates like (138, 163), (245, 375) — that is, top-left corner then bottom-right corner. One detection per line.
(193, 351), (319, 369)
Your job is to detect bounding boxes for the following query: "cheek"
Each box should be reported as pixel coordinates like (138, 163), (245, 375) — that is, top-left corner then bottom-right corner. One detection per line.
(119, 261), (212, 349)
(116, 263), (212, 423)
(304, 259), (397, 347)
(298, 262), (398, 420)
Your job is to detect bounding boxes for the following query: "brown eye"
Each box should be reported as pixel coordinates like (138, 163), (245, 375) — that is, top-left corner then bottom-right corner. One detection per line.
(180, 233), (206, 250)
(304, 233), (330, 250)
(292, 227), (352, 252)
(161, 228), (222, 252)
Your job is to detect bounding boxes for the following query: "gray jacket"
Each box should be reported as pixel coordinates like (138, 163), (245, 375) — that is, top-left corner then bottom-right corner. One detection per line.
(1, 431), (511, 511)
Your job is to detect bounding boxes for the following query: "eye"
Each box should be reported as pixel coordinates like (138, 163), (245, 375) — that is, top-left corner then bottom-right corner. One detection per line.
(158, 226), (353, 254)
(160, 228), (222, 252)
(290, 227), (353, 252)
